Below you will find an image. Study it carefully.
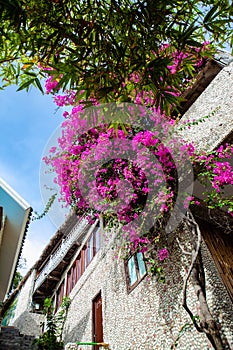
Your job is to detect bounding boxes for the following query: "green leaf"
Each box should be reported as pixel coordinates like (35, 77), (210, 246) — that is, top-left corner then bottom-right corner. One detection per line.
(35, 78), (44, 94)
(204, 5), (219, 23)
(17, 78), (35, 91)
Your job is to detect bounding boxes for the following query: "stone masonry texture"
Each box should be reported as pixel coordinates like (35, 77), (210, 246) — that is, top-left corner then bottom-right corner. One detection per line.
(0, 326), (36, 350)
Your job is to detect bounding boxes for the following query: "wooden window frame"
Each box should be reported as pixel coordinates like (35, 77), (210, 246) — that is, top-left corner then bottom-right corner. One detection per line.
(71, 262), (77, 290)
(55, 280), (64, 312)
(65, 224), (101, 296)
(125, 252), (147, 293)
(66, 270), (72, 296)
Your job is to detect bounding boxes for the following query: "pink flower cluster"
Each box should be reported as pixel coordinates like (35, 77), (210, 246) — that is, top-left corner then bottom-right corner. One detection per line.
(129, 236), (152, 254)
(194, 144), (233, 193)
(166, 42), (210, 75)
(53, 91), (77, 106)
(42, 41), (232, 271)
(158, 248), (169, 261)
(213, 161), (233, 191)
(45, 76), (60, 94)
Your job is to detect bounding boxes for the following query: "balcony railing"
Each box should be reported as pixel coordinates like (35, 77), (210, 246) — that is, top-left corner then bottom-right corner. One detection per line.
(34, 217), (88, 291)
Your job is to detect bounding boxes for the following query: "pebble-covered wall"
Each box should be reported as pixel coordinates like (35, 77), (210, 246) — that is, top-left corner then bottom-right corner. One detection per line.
(179, 61), (233, 151)
(62, 225), (233, 350)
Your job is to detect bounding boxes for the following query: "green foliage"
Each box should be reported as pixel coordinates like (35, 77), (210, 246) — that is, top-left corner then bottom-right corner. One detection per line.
(32, 193), (57, 221)
(170, 321), (195, 349)
(12, 271), (23, 291)
(35, 332), (63, 350)
(34, 297), (71, 350)
(0, 0), (232, 112)
(147, 258), (166, 283)
(10, 257), (27, 292)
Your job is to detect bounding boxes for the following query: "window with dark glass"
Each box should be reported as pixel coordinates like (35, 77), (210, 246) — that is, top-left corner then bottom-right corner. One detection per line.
(125, 252), (147, 292)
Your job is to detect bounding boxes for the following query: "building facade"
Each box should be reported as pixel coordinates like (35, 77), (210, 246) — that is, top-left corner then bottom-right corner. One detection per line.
(1, 56), (233, 349)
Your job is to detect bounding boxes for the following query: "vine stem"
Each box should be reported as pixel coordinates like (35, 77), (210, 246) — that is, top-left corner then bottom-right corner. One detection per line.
(182, 210), (203, 332)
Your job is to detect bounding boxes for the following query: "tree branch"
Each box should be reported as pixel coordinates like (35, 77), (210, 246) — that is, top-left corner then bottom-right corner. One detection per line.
(181, 210), (203, 332)
(182, 211), (227, 350)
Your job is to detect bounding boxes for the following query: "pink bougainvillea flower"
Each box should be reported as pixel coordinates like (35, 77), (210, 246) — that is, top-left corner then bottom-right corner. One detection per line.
(158, 248), (169, 261)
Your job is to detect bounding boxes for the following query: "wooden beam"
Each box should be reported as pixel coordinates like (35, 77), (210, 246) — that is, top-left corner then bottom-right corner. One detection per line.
(36, 289), (45, 295)
(48, 275), (60, 281)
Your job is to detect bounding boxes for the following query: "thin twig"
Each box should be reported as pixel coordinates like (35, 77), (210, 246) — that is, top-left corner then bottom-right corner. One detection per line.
(176, 237), (192, 256)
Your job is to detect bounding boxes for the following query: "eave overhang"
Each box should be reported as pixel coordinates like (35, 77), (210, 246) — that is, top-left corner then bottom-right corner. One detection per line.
(0, 178), (32, 301)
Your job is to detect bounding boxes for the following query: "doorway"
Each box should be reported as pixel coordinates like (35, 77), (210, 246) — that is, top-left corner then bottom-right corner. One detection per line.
(92, 292), (103, 350)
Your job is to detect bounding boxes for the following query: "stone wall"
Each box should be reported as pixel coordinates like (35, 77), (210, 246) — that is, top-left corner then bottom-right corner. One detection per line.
(62, 226), (233, 350)
(179, 61), (233, 152)
(0, 326), (37, 350)
(5, 271), (44, 337)
(3, 231), (231, 347)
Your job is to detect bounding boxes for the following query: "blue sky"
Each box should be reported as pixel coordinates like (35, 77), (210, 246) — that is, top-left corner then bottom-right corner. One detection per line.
(0, 85), (65, 272)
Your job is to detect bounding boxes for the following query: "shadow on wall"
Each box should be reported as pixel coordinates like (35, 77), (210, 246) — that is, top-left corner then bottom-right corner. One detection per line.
(63, 310), (91, 344)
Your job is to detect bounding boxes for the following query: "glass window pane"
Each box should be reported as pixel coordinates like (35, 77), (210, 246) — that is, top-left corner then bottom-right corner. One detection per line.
(95, 227), (101, 253)
(128, 256), (137, 285)
(77, 256), (82, 279)
(137, 253), (146, 278)
(72, 263), (77, 288)
(88, 235), (94, 264)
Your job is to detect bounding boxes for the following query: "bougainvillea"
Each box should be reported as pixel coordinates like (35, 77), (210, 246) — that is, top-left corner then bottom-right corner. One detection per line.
(43, 44), (233, 281)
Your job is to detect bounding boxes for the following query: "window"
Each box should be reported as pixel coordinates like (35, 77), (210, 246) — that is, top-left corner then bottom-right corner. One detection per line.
(66, 270), (72, 296)
(71, 262), (77, 289)
(87, 226), (101, 264)
(92, 292), (103, 350)
(87, 233), (94, 264)
(95, 227), (101, 253)
(66, 262), (77, 296)
(55, 280), (64, 312)
(77, 254), (82, 280)
(65, 225), (101, 296)
(82, 245), (88, 272)
(125, 252), (147, 292)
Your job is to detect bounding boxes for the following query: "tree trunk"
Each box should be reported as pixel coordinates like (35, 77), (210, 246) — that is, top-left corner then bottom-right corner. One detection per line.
(190, 251), (225, 350)
(181, 212), (229, 350)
